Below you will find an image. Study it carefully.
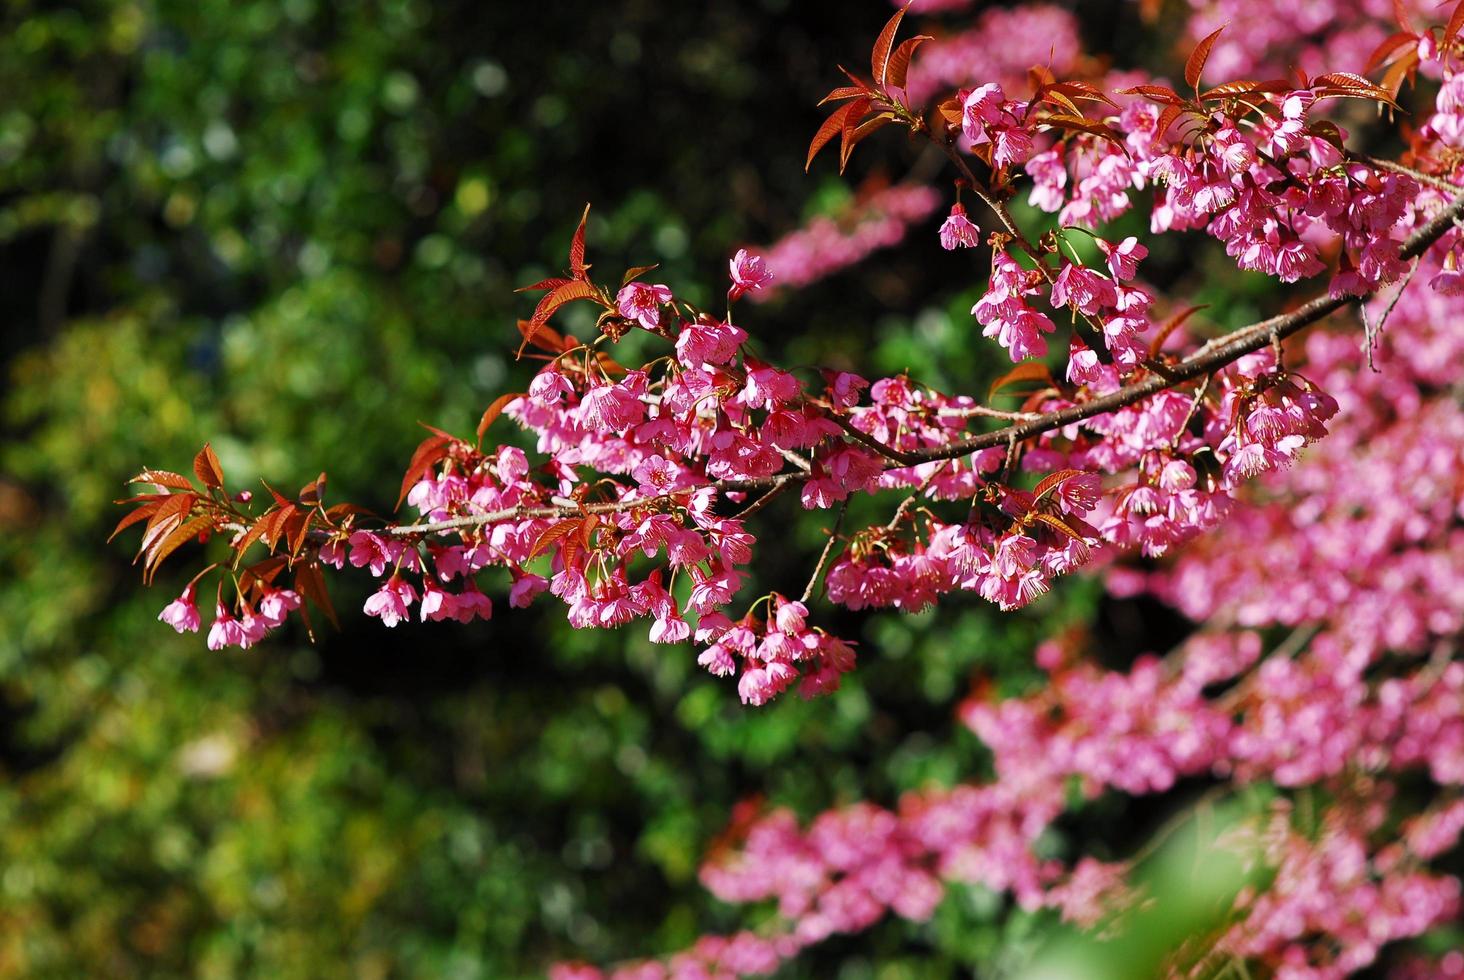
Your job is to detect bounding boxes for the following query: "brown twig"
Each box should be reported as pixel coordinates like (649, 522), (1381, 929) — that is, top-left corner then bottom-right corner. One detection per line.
(1346, 151), (1464, 195)
(364, 191), (1464, 539)
(886, 461), (949, 531)
(801, 501), (849, 604)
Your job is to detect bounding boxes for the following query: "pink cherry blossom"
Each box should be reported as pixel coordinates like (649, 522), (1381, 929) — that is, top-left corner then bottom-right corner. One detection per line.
(938, 202), (980, 249)
(159, 585), (201, 633)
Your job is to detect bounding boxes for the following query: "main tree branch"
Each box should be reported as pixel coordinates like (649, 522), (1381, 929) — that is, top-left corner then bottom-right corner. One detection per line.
(379, 190), (1463, 539)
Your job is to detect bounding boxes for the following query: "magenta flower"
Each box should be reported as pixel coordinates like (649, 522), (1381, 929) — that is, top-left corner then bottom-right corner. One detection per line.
(509, 572), (550, 609)
(207, 604), (246, 651)
(257, 587), (301, 628)
(348, 530), (390, 577)
(989, 124), (1034, 168)
(159, 585), (201, 633)
(675, 318), (746, 367)
(827, 371), (869, 409)
(1432, 266), (1464, 295)
(1050, 263), (1118, 316)
(649, 614), (691, 644)
(1025, 149), (1068, 213)
(728, 248), (774, 300)
(938, 203), (980, 250)
(960, 82), (1004, 142)
(632, 454), (679, 497)
(697, 642), (736, 677)
(616, 281), (674, 330)
(452, 584), (493, 623)
(1098, 236), (1148, 281)
(364, 576), (416, 627)
(579, 371), (647, 433)
(420, 582), (457, 622)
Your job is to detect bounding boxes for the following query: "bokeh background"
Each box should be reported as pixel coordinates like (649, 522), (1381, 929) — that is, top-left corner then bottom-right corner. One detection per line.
(0, 1), (1242, 976)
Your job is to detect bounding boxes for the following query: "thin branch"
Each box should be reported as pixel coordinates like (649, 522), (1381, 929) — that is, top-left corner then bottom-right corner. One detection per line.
(1171, 374), (1211, 451)
(1346, 151), (1464, 195)
(734, 479), (792, 520)
(936, 405), (1042, 421)
(353, 192), (1464, 542)
(1363, 257), (1421, 371)
(827, 412), (923, 466)
(801, 501), (849, 604)
(886, 461), (949, 531)
(894, 187), (1464, 467)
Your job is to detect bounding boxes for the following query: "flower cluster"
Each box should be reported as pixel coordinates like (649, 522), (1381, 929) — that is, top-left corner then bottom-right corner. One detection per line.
(748, 184), (940, 301)
(118, 3), (1464, 973)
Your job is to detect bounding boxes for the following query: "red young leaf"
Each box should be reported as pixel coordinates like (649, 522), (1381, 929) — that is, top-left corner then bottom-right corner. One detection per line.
(193, 443), (225, 489)
(519, 280), (602, 358)
(287, 509), (313, 556)
(818, 85), (871, 105)
(1392, 0), (1414, 32)
(1117, 83), (1184, 104)
(580, 514), (602, 549)
(559, 527), (584, 573)
(1185, 25), (1226, 91)
(1449, 2), (1464, 43)
(1048, 80), (1119, 107)
(259, 479), (292, 508)
(1313, 76), (1400, 108)
(138, 493), (196, 561)
(299, 473), (327, 507)
(295, 560), (338, 636)
(1038, 113), (1125, 147)
(1199, 78), (1291, 101)
(1156, 103), (1187, 141)
(240, 556), (289, 592)
(231, 518), (270, 563)
(529, 519), (584, 559)
(396, 434), (453, 511)
(620, 263), (660, 286)
(1032, 468), (1085, 501)
(256, 504), (298, 550)
(515, 276), (571, 294)
(569, 203), (591, 280)
(1030, 512), (1091, 559)
(871, 4), (908, 89)
(1365, 30), (1421, 72)
(515, 318), (570, 357)
(988, 361), (1057, 400)
(476, 392), (522, 447)
(807, 99), (862, 172)
(884, 36), (930, 92)
(1149, 304), (1210, 358)
(144, 515), (213, 584)
(129, 469), (195, 491)
(843, 111), (892, 171)
(838, 96), (874, 173)
(109, 498), (163, 542)
(528, 279), (601, 327)
(1039, 88), (1083, 117)
(1314, 70), (1389, 90)
(1380, 48), (1420, 98)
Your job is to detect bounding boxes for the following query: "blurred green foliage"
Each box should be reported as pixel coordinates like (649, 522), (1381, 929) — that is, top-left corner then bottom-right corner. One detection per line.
(0, 0), (1238, 976)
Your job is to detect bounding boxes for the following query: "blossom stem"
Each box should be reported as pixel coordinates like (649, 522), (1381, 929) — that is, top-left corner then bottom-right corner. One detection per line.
(800, 500), (848, 604)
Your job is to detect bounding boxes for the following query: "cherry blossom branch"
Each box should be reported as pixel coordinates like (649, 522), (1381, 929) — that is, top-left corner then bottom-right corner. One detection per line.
(1346, 151), (1464, 194)
(375, 189), (1463, 542)
(895, 187), (1464, 465)
(801, 501), (849, 604)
